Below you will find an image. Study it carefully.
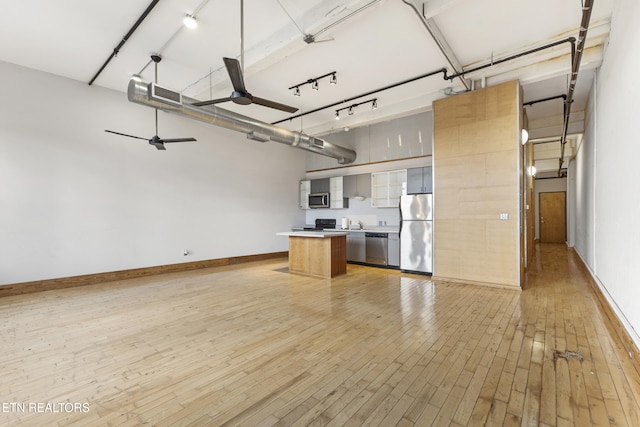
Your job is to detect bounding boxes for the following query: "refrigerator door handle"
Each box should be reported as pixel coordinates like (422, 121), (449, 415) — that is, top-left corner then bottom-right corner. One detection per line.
(399, 202), (403, 233)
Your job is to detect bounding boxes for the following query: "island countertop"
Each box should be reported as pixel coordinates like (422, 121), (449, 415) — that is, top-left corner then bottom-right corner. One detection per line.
(277, 231), (347, 278)
(276, 231), (350, 238)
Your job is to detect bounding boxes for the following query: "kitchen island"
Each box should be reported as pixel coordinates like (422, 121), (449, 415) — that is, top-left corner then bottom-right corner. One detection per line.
(276, 231), (348, 278)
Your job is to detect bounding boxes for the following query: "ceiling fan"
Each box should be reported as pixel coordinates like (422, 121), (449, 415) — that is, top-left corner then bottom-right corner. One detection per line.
(105, 55), (197, 150)
(191, 0), (298, 114)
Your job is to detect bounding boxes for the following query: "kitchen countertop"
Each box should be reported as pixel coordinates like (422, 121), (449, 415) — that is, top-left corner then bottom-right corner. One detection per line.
(277, 231), (350, 238)
(342, 228), (399, 233)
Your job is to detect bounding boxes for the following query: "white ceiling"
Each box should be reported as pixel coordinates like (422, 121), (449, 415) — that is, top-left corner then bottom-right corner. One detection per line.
(0, 0), (613, 144)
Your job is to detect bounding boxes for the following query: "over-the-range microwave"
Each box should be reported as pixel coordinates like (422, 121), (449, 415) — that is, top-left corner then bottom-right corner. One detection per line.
(309, 193), (330, 209)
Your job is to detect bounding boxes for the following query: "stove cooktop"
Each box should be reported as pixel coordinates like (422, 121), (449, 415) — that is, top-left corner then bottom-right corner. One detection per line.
(304, 218), (336, 231)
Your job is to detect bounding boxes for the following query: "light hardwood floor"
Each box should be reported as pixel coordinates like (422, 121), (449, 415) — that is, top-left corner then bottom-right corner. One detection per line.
(1, 244), (639, 426)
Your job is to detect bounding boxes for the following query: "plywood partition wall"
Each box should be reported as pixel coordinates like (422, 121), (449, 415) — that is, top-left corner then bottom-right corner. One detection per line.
(433, 80), (522, 287)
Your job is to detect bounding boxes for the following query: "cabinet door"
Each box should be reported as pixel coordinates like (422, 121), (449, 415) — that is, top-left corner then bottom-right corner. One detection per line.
(330, 176), (345, 209)
(388, 169), (407, 206)
(423, 167), (433, 193)
(407, 167), (433, 194)
(371, 172), (389, 207)
(299, 180), (310, 209)
(310, 178), (330, 194)
(371, 170), (407, 207)
(387, 233), (400, 267)
(407, 168), (424, 194)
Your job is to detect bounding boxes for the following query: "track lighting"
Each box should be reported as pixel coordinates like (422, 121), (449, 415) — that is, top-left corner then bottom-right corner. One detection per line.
(183, 14), (198, 29)
(289, 71), (337, 95)
(334, 98), (378, 119)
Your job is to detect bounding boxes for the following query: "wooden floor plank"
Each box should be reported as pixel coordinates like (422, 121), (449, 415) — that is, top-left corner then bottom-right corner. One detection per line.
(1, 244), (639, 426)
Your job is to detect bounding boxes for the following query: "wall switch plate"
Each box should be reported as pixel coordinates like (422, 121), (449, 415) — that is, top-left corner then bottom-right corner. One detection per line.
(499, 213), (509, 220)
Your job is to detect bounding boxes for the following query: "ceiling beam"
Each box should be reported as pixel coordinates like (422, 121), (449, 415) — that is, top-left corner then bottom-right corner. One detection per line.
(403, 0), (469, 90)
(422, 0), (466, 19)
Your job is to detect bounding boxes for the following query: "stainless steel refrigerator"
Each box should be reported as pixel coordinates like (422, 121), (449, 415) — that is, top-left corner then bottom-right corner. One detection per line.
(399, 193), (433, 275)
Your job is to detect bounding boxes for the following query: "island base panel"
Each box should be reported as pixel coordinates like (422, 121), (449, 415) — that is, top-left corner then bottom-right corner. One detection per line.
(288, 236), (346, 278)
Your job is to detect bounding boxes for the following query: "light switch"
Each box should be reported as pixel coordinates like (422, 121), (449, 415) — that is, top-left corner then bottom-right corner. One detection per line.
(499, 213), (509, 220)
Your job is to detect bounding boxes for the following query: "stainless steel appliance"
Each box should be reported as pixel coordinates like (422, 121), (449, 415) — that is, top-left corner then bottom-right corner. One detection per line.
(303, 218), (336, 231)
(365, 232), (388, 266)
(308, 193), (329, 209)
(399, 194), (433, 275)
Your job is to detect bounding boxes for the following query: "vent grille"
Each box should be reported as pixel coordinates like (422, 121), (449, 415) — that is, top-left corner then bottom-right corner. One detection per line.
(150, 83), (182, 106)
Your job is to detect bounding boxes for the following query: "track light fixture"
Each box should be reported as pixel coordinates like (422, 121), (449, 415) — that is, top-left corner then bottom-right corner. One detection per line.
(334, 98), (378, 119)
(289, 71), (337, 95)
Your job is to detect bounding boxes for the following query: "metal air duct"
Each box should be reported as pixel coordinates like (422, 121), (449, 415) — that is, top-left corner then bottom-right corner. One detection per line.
(127, 79), (357, 164)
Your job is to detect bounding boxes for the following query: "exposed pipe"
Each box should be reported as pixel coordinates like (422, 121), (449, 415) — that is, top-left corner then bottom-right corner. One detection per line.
(88, 0), (159, 85)
(559, 0), (594, 175)
(524, 94), (567, 107)
(445, 37), (576, 82)
(127, 79), (357, 164)
(272, 36), (576, 125)
(272, 68), (448, 125)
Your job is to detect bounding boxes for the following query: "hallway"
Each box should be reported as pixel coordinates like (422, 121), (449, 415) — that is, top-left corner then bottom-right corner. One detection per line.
(517, 243), (640, 425)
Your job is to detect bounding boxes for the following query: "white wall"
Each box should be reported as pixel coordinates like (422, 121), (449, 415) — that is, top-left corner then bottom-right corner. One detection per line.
(572, 0), (640, 347)
(0, 60), (309, 285)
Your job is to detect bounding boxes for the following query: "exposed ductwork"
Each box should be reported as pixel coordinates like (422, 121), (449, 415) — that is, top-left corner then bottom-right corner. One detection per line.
(127, 79), (356, 164)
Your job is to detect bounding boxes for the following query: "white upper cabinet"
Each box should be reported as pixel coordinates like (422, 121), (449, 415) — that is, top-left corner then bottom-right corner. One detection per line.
(371, 169), (407, 207)
(299, 180), (310, 209)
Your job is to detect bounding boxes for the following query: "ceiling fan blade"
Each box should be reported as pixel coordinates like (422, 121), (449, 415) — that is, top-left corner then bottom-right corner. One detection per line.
(223, 57), (247, 93)
(104, 130), (148, 141)
(191, 97), (232, 107)
(252, 96), (299, 113)
(158, 137), (197, 143)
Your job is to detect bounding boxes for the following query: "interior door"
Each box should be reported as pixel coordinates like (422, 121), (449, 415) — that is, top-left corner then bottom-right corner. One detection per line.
(539, 191), (566, 243)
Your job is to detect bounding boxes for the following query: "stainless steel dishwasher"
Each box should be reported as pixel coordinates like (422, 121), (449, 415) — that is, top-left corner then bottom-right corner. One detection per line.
(365, 232), (388, 266)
